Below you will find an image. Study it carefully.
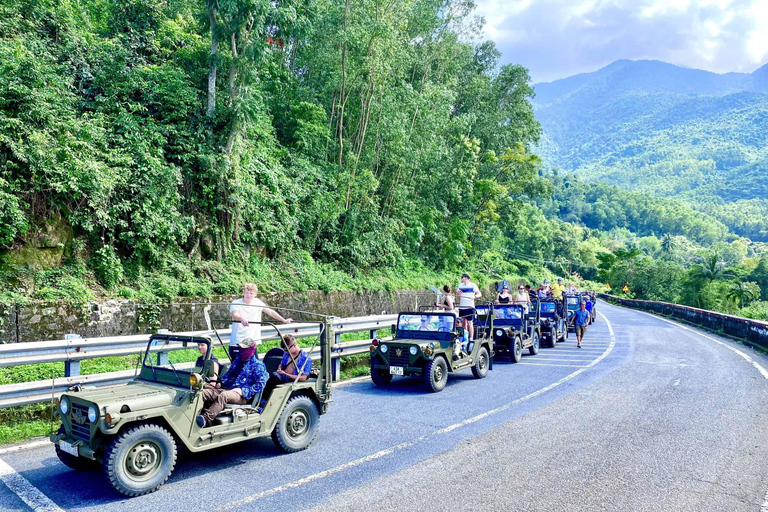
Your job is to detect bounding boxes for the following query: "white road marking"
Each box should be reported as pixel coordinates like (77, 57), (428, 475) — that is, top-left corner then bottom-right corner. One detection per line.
(535, 357), (596, 361)
(0, 440), (49, 456)
(614, 304), (768, 380)
(0, 458), (64, 512)
(760, 488), (768, 512)
(518, 363), (587, 368)
(214, 311), (617, 511)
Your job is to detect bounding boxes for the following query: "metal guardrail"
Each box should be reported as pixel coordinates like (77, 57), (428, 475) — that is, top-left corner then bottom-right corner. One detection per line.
(0, 314), (397, 408)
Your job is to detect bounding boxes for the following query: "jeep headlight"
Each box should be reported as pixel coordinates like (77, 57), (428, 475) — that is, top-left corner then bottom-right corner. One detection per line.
(87, 405), (99, 423)
(59, 396), (70, 416)
(380, 344), (388, 353)
(495, 329), (503, 337)
(409, 346), (418, 356)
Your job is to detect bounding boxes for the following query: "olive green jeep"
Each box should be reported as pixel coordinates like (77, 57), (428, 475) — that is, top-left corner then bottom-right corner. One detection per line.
(369, 311), (493, 392)
(50, 318), (334, 497)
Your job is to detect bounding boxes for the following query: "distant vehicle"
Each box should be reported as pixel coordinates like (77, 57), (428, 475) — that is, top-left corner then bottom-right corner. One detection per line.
(486, 303), (540, 363)
(581, 292), (597, 323)
(369, 311), (493, 392)
(51, 320), (334, 497)
(538, 298), (567, 347)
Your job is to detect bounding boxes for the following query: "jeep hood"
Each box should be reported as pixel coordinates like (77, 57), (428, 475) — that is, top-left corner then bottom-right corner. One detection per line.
(67, 381), (180, 412)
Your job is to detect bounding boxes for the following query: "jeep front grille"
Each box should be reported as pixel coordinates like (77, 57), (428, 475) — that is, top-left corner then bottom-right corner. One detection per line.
(69, 403), (91, 442)
(388, 351), (411, 368)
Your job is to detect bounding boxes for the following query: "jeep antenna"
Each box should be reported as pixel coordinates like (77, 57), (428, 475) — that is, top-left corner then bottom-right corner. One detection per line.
(204, 305), (231, 363)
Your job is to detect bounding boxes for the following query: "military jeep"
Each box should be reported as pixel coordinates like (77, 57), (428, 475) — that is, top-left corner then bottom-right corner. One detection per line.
(50, 319), (334, 497)
(369, 311), (493, 392)
(538, 298), (567, 347)
(487, 303), (541, 363)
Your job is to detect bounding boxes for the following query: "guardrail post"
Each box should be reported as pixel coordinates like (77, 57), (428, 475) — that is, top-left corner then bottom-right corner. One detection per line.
(64, 334), (82, 377)
(370, 329), (377, 340)
(332, 332), (341, 381)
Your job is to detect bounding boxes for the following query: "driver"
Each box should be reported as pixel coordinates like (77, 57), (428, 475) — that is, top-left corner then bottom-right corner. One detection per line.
(196, 338), (267, 428)
(418, 316), (435, 331)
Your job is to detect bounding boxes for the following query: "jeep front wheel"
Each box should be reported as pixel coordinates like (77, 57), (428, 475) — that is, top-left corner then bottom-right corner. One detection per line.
(55, 426), (100, 472)
(370, 362), (393, 387)
(424, 357), (448, 392)
(471, 347), (489, 379)
(103, 423), (177, 497)
(529, 332), (540, 355)
(272, 395), (319, 453)
(510, 336), (523, 363)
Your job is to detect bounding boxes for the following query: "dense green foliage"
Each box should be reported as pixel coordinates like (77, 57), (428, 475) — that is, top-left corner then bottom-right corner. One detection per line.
(534, 59), (768, 242)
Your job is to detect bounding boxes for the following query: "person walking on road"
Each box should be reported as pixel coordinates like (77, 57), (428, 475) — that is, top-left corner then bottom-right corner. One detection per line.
(230, 283), (293, 360)
(456, 273), (481, 341)
(569, 301), (590, 348)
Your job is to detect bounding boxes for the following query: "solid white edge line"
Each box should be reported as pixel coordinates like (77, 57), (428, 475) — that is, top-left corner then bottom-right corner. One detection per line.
(517, 363), (587, 368)
(608, 303), (768, 380)
(213, 311), (618, 512)
(0, 458), (64, 512)
(0, 440), (50, 456)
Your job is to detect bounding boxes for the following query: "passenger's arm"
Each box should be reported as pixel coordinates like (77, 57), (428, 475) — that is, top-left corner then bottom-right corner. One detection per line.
(264, 308), (293, 324)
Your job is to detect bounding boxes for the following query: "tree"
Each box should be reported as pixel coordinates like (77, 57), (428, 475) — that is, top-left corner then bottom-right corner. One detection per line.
(726, 280), (760, 308)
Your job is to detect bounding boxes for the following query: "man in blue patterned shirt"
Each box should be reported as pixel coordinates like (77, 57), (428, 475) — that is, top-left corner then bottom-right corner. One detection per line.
(196, 338), (267, 428)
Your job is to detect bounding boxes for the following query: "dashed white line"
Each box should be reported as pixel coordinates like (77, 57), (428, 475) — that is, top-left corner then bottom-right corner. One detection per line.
(761, 488), (768, 512)
(518, 363), (587, 368)
(0, 458), (64, 512)
(213, 311), (617, 511)
(614, 304), (768, 380)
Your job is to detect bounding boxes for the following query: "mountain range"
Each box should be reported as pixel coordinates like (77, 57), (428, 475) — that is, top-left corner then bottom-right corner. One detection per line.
(532, 59), (768, 241)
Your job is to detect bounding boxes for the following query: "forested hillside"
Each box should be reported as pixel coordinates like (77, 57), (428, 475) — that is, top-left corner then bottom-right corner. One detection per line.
(534, 59), (768, 242)
(1, 0), (767, 325)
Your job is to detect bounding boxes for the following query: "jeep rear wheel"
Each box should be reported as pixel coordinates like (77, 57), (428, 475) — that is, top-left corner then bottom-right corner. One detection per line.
(103, 423), (177, 497)
(510, 337), (523, 363)
(471, 347), (489, 379)
(55, 426), (100, 472)
(272, 395), (319, 453)
(529, 332), (540, 355)
(424, 357), (448, 392)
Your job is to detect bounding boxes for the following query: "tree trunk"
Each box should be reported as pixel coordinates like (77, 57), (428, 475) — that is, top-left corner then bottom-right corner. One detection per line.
(206, 6), (218, 118)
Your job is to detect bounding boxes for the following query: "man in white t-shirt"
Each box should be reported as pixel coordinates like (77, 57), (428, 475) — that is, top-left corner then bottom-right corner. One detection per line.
(229, 283), (292, 359)
(456, 273), (481, 341)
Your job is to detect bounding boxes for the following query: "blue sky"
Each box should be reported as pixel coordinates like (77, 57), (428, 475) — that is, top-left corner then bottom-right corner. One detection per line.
(474, 0), (768, 83)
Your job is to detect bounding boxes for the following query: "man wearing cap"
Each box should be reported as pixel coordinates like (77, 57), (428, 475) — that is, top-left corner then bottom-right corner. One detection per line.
(569, 301), (590, 349)
(552, 278), (564, 300)
(456, 273), (481, 341)
(196, 338), (268, 428)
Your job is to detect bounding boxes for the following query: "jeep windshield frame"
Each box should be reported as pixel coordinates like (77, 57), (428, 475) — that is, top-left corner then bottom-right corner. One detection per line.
(539, 301), (559, 317)
(139, 334), (213, 388)
(492, 304), (525, 326)
(396, 312), (455, 341)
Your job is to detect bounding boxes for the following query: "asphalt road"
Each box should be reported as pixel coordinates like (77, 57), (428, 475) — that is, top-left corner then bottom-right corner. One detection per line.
(1, 302), (767, 512)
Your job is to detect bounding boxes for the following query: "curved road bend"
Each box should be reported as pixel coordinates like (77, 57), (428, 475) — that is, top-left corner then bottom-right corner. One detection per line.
(0, 303), (767, 511)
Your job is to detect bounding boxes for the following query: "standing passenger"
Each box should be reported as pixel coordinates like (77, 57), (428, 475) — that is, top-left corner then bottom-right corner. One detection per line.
(230, 283), (293, 360)
(434, 285), (455, 312)
(456, 273), (481, 341)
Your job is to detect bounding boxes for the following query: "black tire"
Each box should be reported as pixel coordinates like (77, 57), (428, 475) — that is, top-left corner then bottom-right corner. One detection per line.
(424, 357), (448, 392)
(529, 332), (540, 355)
(471, 346), (490, 379)
(510, 336), (523, 363)
(54, 426), (100, 472)
(271, 395), (319, 453)
(370, 360), (393, 386)
(103, 423), (177, 497)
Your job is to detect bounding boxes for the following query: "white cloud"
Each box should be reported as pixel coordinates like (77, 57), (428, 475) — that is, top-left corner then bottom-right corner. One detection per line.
(474, 0), (768, 82)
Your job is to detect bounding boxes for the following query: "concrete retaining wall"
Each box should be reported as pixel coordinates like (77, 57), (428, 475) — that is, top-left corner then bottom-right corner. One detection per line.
(1, 288), (468, 343)
(599, 294), (768, 350)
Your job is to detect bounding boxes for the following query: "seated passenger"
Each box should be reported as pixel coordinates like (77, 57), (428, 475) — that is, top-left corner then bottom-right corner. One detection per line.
(260, 335), (313, 409)
(196, 338), (267, 428)
(195, 342), (219, 383)
(496, 284), (512, 304)
(513, 285), (531, 315)
(437, 316), (452, 332)
(418, 316), (435, 331)
(453, 317), (469, 361)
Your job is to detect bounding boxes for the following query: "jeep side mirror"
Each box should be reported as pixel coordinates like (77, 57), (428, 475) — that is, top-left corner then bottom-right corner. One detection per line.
(391, 324), (396, 338)
(202, 359), (215, 378)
